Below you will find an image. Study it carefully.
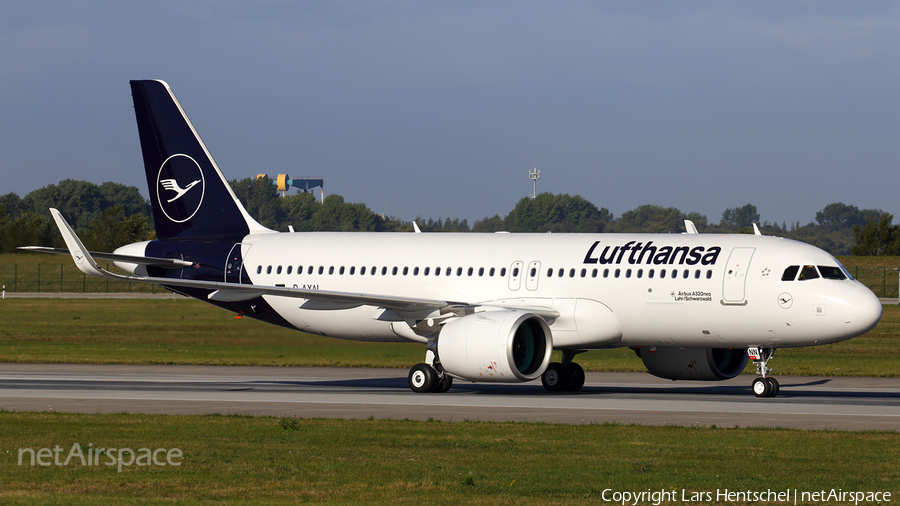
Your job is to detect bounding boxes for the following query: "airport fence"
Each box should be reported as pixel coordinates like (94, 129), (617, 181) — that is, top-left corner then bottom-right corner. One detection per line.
(0, 262), (898, 298)
(0, 263), (158, 294)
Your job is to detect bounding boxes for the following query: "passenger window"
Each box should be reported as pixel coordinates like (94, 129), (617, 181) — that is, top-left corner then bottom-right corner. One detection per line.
(626, 269), (632, 278)
(424, 267), (430, 276)
(648, 269), (654, 279)
(782, 265), (799, 281)
(580, 268), (586, 278)
(318, 266), (324, 275)
(694, 269), (700, 279)
(500, 268), (506, 277)
(349, 266), (355, 275)
(682, 270), (689, 279)
(798, 265), (819, 281)
(308, 266), (314, 275)
(603, 268), (609, 278)
(558, 268), (564, 277)
(637, 269), (643, 279)
(297, 265), (302, 274)
(592, 268), (598, 278)
(660, 268), (666, 278)
(547, 268), (553, 277)
(671, 270), (678, 279)
(276, 266), (282, 275)
(256, 266), (262, 274)
(569, 269), (575, 278)
(361, 266), (367, 275)
(615, 268), (621, 278)
(434, 267), (440, 277)
(413, 267), (419, 276)
(381, 267), (387, 275)
(339, 266), (345, 275)
(287, 266), (292, 275)
(490, 267), (495, 277)
(457, 267), (463, 276)
(403, 267), (409, 275)
(818, 266), (846, 280)
(448, 267), (453, 276)
(393, 267), (399, 275)
(706, 269), (712, 279)
(512, 267), (519, 277)
(467, 267), (474, 276)
(267, 266), (272, 274)
(329, 266), (335, 275)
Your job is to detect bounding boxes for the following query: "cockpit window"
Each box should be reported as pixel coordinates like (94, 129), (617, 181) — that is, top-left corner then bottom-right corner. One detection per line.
(836, 260), (854, 280)
(781, 265), (799, 281)
(797, 265), (819, 281)
(818, 266), (846, 280)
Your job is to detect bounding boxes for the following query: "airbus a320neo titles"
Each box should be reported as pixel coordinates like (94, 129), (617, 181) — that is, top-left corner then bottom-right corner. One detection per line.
(24, 80), (883, 398)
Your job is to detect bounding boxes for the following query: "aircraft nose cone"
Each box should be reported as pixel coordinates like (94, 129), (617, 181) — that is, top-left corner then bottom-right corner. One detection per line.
(843, 284), (883, 337)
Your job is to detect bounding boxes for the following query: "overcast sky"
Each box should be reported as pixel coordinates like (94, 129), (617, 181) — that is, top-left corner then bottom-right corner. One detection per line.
(2, 1), (899, 227)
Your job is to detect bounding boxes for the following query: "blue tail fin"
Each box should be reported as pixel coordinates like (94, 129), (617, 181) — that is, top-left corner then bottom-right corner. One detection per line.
(130, 80), (270, 241)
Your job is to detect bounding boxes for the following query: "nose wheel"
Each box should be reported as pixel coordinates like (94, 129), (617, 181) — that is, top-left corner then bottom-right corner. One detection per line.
(748, 347), (779, 398)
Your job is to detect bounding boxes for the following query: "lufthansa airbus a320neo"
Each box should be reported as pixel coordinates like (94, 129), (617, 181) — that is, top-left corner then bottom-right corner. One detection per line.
(25, 80), (882, 398)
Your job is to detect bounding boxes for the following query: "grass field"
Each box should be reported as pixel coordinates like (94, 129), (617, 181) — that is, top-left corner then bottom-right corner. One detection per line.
(0, 297), (899, 376)
(1, 412), (897, 505)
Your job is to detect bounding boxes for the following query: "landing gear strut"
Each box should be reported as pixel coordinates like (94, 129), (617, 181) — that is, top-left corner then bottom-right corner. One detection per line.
(748, 347), (779, 398)
(541, 350), (586, 392)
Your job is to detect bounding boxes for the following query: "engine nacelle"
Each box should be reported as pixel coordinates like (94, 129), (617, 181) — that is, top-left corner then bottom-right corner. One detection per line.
(437, 310), (552, 383)
(637, 347), (749, 381)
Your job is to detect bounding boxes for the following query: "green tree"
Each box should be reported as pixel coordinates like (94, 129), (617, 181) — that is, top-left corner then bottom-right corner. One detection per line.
(472, 215), (504, 232)
(22, 179), (150, 230)
(613, 205), (684, 233)
(504, 193), (610, 233)
(851, 213), (900, 256)
(230, 177), (285, 229)
(0, 212), (62, 253)
(720, 204), (760, 230)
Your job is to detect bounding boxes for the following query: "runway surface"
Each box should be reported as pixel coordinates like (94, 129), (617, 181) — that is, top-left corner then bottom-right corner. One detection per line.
(0, 364), (897, 431)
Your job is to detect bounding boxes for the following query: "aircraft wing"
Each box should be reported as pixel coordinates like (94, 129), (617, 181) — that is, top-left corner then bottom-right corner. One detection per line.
(37, 208), (452, 313)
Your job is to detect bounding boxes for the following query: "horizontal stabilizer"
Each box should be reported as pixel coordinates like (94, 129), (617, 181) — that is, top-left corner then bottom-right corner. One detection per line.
(18, 246), (192, 269)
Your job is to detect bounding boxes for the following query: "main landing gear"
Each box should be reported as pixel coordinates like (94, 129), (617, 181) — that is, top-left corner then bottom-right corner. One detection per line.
(748, 347), (779, 398)
(541, 350), (586, 392)
(408, 363), (453, 393)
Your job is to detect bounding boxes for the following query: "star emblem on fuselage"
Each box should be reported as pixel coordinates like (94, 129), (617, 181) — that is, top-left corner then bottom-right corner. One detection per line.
(761, 268), (771, 277)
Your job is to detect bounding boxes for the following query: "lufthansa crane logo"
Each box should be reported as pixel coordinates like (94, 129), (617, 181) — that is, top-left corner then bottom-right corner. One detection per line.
(156, 154), (205, 223)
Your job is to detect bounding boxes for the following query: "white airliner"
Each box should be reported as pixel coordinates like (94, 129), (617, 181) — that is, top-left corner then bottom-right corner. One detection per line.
(24, 80), (883, 398)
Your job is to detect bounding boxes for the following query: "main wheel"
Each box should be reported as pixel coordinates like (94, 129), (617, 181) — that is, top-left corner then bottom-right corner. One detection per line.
(766, 377), (780, 397)
(409, 363), (437, 393)
(752, 377), (772, 398)
(565, 363), (585, 392)
(541, 362), (570, 392)
(431, 375), (453, 393)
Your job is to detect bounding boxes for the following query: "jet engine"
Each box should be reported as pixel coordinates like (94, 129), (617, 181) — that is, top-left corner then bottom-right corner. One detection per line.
(636, 347), (748, 381)
(437, 310), (552, 382)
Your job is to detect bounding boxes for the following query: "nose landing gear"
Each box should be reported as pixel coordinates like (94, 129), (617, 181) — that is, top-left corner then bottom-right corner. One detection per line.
(748, 347), (779, 398)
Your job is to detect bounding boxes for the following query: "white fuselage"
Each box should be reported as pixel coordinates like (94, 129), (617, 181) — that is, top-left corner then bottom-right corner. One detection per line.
(231, 231), (882, 350)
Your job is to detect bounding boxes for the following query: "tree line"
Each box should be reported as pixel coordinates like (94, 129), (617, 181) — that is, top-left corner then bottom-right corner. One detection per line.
(0, 178), (894, 256)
